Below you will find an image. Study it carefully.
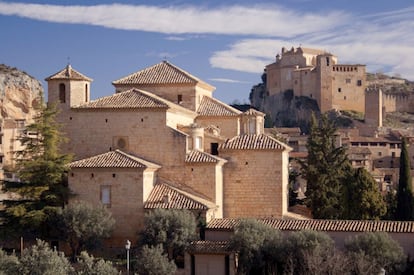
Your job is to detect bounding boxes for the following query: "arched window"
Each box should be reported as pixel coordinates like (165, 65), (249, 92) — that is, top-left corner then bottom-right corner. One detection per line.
(59, 83), (66, 103)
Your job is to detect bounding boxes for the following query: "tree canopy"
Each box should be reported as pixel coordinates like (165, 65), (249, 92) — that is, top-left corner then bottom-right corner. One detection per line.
(396, 137), (414, 220)
(60, 201), (115, 260)
(139, 209), (197, 263)
(1, 103), (72, 238)
(300, 113), (387, 220)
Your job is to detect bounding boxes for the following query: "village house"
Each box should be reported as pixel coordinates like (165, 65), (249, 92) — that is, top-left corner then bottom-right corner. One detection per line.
(45, 61), (293, 246)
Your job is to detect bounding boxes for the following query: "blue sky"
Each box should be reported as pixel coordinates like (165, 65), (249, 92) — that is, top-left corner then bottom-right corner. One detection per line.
(0, 0), (413, 104)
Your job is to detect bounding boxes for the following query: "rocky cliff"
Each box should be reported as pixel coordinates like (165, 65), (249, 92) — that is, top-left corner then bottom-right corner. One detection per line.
(250, 80), (320, 133)
(0, 64), (43, 122)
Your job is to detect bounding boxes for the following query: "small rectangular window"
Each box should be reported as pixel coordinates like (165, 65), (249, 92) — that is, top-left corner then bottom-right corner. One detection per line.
(357, 80), (362, 86)
(100, 186), (111, 207)
(211, 143), (219, 155)
(338, 88), (342, 92)
(177, 94), (183, 104)
(346, 79), (351, 84)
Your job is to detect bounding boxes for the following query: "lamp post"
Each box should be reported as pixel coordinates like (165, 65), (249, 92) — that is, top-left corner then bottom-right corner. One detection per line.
(125, 240), (131, 274)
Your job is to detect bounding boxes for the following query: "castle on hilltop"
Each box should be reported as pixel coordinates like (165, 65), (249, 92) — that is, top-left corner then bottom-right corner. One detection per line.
(265, 46), (366, 113)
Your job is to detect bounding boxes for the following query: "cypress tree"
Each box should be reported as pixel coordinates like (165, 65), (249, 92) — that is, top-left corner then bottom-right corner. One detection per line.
(396, 137), (413, 220)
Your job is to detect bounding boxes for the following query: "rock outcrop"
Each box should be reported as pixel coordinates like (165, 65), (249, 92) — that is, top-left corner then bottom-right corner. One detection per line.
(0, 64), (43, 121)
(250, 81), (319, 133)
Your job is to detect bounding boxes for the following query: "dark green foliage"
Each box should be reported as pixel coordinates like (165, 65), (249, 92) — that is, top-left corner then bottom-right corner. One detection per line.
(60, 202), (115, 260)
(134, 245), (176, 275)
(301, 113), (349, 219)
(1, 103), (71, 239)
(139, 209), (197, 261)
(342, 167), (387, 220)
(300, 113), (387, 220)
(345, 232), (406, 274)
(76, 251), (119, 275)
(284, 230), (336, 274)
(0, 249), (20, 274)
(230, 219), (282, 274)
(396, 137), (414, 220)
(384, 190), (398, 220)
(18, 239), (74, 275)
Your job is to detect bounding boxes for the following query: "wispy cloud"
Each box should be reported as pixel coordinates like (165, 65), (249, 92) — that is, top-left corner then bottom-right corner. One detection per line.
(209, 78), (250, 84)
(0, 2), (346, 36)
(208, 7), (414, 79)
(0, 2), (413, 79)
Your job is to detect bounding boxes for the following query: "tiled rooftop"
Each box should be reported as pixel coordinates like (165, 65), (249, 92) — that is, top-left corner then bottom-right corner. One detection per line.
(112, 61), (213, 89)
(45, 64), (92, 81)
(185, 150), (226, 163)
(144, 183), (216, 210)
(219, 134), (287, 150)
(207, 218), (414, 233)
(187, 240), (234, 254)
(197, 96), (242, 116)
(69, 150), (161, 169)
(76, 89), (169, 109)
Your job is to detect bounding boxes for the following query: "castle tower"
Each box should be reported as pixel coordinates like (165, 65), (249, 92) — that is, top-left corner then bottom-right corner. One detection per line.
(45, 64), (92, 110)
(316, 54), (334, 112)
(365, 89), (383, 127)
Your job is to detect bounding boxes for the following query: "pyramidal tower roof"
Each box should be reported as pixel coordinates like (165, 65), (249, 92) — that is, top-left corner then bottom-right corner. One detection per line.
(45, 64), (93, 81)
(112, 60), (214, 89)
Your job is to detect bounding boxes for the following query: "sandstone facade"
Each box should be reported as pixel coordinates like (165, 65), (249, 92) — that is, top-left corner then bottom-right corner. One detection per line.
(265, 46), (366, 113)
(46, 62), (292, 243)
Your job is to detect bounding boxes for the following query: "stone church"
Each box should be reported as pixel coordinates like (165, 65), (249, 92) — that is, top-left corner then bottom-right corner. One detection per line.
(45, 61), (292, 244)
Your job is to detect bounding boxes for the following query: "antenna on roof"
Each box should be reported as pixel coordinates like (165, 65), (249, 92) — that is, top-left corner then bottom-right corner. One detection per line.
(67, 56), (71, 66)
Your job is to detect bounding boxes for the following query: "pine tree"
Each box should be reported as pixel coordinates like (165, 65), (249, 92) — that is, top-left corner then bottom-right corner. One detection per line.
(300, 113), (349, 219)
(1, 102), (72, 238)
(342, 167), (386, 220)
(396, 137), (413, 220)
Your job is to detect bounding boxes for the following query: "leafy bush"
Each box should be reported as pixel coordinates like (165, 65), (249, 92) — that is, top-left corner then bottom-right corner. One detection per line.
(345, 232), (406, 274)
(76, 251), (119, 275)
(0, 249), (20, 274)
(19, 239), (74, 275)
(134, 245), (176, 275)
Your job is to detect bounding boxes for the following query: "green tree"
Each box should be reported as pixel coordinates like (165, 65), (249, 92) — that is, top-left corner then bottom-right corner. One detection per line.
(345, 232), (406, 274)
(396, 137), (414, 220)
(300, 113), (349, 219)
(76, 251), (119, 275)
(139, 209), (197, 263)
(284, 230), (336, 274)
(134, 245), (177, 275)
(18, 239), (74, 275)
(0, 249), (20, 275)
(60, 202), (115, 260)
(1, 103), (71, 238)
(230, 219), (281, 274)
(342, 167), (387, 219)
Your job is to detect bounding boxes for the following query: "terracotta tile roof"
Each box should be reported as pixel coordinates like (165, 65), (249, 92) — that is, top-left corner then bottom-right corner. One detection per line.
(45, 64), (92, 81)
(197, 96), (242, 116)
(112, 61), (214, 89)
(207, 218), (414, 233)
(243, 108), (265, 116)
(219, 134), (287, 150)
(75, 89), (168, 109)
(144, 183), (216, 210)
(187, 240), (234, 254)
(185, 150), (226, 163)
(69, 150), (161, 169)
